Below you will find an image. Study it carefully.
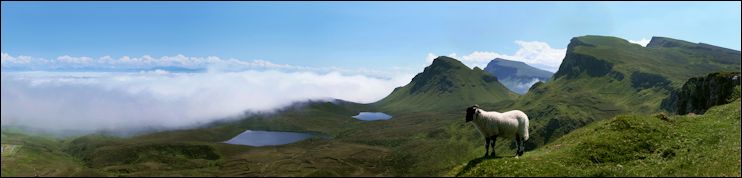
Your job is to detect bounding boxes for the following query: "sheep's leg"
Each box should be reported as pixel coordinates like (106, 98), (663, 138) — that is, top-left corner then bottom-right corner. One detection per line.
(484, 137), (491, 157)
(515, 136), (525, 156)
(521, 138), (526, 156)
(490, 136), (497, 157)
(490, 138), (496, 155)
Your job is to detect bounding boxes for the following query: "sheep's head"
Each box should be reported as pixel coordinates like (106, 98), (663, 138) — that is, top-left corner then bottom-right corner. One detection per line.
(465, 104), (479, 122)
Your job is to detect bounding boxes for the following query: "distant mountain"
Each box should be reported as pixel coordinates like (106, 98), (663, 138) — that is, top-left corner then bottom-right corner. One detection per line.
(483, 58), (554, 94)
(511, 35), (741, 149)
(375, 56), (517, 112)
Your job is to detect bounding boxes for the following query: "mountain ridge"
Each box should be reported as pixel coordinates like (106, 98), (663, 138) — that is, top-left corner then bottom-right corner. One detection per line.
(511, 35), (741, 150)
(374, 56), (517, 112)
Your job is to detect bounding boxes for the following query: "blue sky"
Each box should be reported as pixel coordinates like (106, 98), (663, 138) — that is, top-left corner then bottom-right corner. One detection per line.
(2, 1), (740, 71)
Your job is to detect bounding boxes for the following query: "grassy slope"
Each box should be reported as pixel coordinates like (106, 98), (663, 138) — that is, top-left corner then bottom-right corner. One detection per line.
(55, 99), (506, 176)
(4, 36), (738, 177)
(511, 35), (741, 149)
(57, 100), (397, 176)
(375, 56), (517, 112)
(1, 131), (105, 177)
(47, 56), (517, 176)
(452, 99), (741, 177)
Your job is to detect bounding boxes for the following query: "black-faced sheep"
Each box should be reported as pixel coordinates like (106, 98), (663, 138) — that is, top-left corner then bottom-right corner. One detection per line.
(466, 105), (529, 157)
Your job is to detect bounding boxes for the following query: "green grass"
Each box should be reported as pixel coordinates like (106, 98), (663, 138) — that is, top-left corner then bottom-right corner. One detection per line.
(452, 100), (741, 177)
(509, 35), (740, 150)
(46, 97), (508, 177)
(375, 56), (517, 112)
(1, 130), (106, 177)
(2, 35), (738, 177)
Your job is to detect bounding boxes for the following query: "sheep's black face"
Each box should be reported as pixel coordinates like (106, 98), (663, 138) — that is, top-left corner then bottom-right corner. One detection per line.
(465, 106), (477, 122)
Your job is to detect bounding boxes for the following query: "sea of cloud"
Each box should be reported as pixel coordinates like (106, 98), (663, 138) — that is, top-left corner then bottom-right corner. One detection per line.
(1, 54), (415, 135)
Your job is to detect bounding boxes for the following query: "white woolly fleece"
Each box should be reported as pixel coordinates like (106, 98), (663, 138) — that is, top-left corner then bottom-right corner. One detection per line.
(470, 109), (529, 141)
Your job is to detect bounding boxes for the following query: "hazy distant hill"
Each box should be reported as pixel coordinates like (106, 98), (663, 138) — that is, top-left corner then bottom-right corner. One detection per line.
(483, 58), (554, 94)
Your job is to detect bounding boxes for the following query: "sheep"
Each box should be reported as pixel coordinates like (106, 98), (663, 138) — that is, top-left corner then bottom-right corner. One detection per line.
(465, 104), (529, 158)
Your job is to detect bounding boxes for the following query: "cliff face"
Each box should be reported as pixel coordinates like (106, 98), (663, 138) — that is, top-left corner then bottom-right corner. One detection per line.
(513, 35), (740, 150)
(661, 72), (741, 115)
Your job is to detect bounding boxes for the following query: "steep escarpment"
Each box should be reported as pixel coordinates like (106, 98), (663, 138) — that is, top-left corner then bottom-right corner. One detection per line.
(510, 35), (741, 150)
(661, 72), (741, 115)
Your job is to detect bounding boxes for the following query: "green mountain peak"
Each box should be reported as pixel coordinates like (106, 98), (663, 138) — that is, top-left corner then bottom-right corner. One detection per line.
(375, 56), (517, 112)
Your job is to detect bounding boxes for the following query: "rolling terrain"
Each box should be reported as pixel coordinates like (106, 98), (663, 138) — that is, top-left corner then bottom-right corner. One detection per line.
(12, 56), (514, 176)
(509, 35), (741, 149)
(1, 35), (739, 177)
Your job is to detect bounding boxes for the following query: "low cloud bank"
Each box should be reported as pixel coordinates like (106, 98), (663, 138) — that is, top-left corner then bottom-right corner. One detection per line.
(1, 54), (414, 135)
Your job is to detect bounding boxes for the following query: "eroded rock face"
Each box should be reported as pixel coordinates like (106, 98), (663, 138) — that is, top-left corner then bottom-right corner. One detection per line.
(553, 53), (615, 79)
(661, 72), (741, 115)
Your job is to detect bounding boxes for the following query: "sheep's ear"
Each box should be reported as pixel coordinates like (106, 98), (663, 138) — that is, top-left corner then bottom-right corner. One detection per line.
(473, 104), (479, 108)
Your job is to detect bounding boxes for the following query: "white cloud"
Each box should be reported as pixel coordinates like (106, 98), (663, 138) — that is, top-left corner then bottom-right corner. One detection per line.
(1, 53), (33, 65)
(426, 53), (437, 63)
(1, 70), (414, 134)
(57, 55), (94, 64)
(1, 53), (308, 72)
(426, 53), (460, 64)
(1, 53), (417, 134)
(629, 38), (651, 47)
(461, 51), (504, 63)
(513, 78), (542, 92)
(426, 40), (566, 72)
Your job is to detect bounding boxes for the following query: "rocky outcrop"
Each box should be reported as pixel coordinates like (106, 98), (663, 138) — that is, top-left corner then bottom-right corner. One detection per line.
(661, 72), (741, 115)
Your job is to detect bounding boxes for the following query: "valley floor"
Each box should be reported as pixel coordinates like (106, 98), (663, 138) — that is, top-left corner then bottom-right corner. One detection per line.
(2, 100), (740, 177)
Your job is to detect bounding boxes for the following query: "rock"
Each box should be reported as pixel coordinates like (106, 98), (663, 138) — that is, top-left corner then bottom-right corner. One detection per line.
(661, 72), (741, 115)
(654, 113), (671, 122)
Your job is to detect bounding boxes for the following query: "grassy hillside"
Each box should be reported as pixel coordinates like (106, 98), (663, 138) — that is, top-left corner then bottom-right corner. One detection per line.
(55, 99), (500, 176)
(452, 99), (741, 177)
(511, 35), (741, 149)
(3, 35), (738, 177)
(375, 56), (517, 112)
(1, 130), (105, 177)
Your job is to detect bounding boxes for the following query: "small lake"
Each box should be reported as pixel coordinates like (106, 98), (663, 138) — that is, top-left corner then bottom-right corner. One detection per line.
(352, 112), (392, 121)
(224, 130), (315, 147)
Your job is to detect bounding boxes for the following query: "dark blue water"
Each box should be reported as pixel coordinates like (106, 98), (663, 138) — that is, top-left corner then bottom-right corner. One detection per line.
(352, 112), (392, 121)
(224, 130), (314, 146)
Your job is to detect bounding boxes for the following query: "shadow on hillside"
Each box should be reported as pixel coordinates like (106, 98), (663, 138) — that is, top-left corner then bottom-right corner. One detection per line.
(454, 155), (515, 176)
